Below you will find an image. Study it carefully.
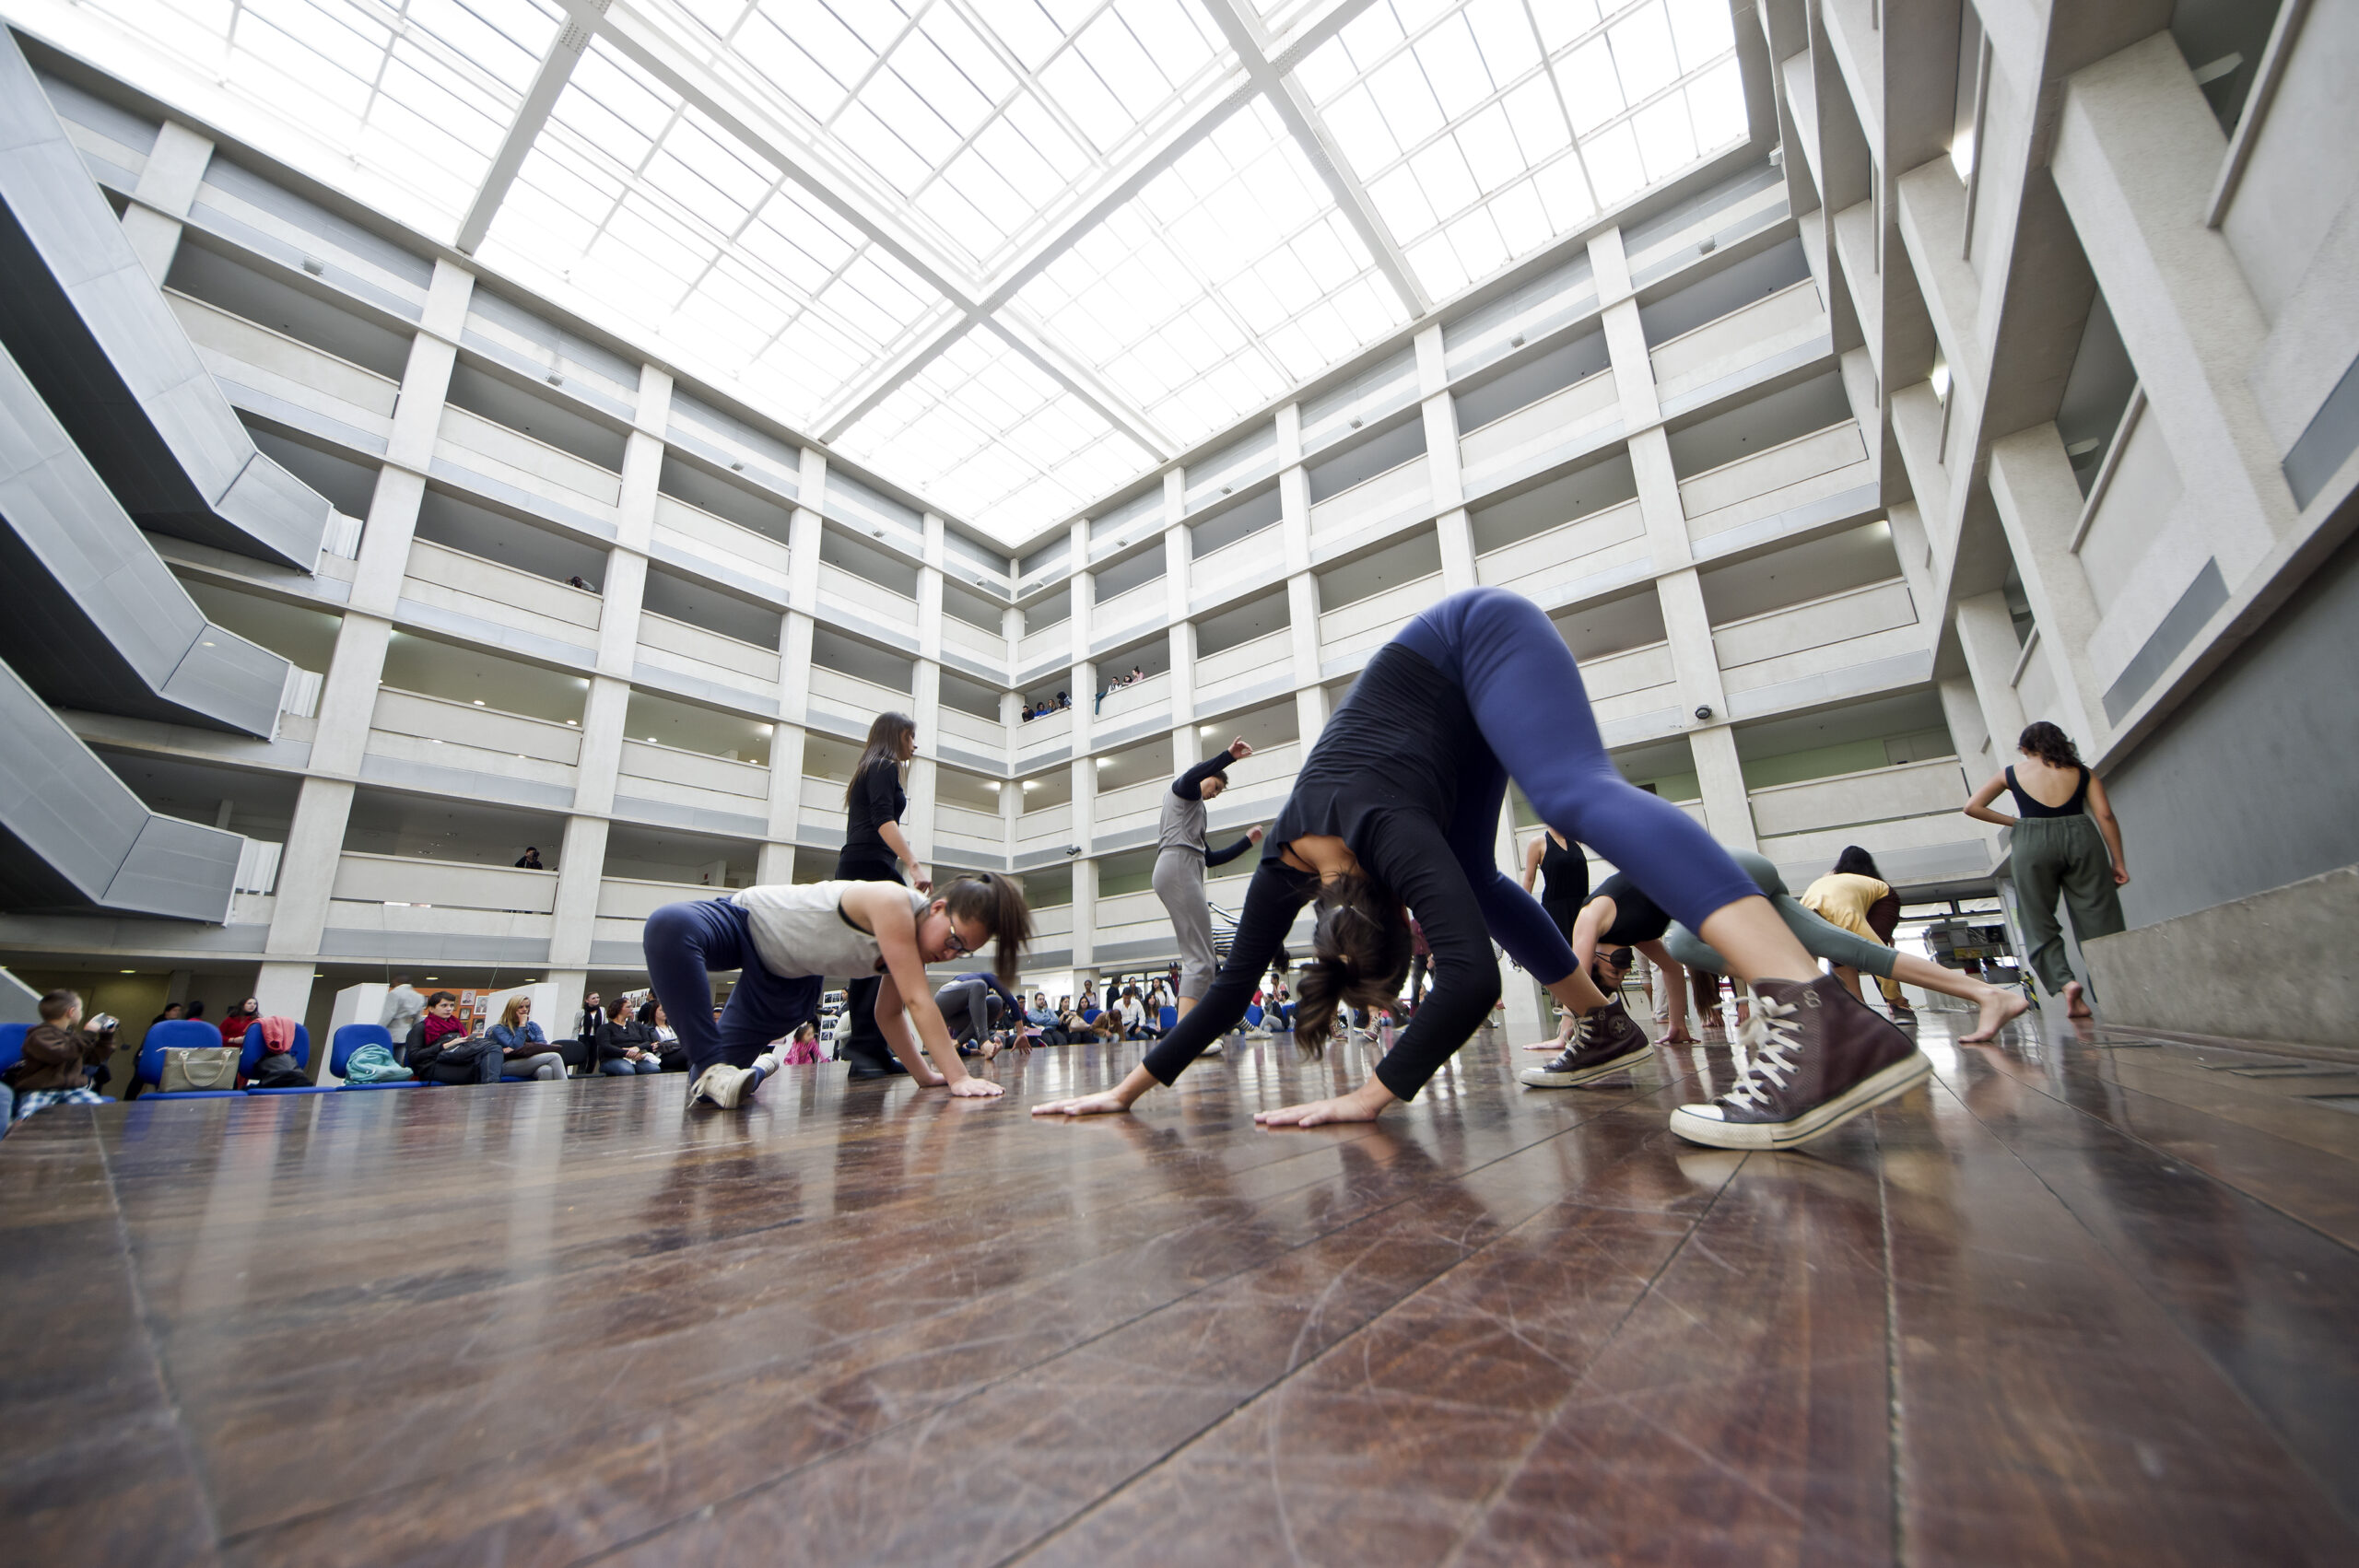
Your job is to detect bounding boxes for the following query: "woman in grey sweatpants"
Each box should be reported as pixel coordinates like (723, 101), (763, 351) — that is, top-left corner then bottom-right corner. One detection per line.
(1662, 849), (2029, 1044)
(1152, 737), (1265, 1022)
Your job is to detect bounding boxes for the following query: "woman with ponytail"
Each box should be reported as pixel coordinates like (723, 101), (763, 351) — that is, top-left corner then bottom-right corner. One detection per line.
(1965, 720), (2129, 1018)
(1037, 588), (1925, 1150)
(640, 871), (1031, 1109)
(835, 711), (927, 1079)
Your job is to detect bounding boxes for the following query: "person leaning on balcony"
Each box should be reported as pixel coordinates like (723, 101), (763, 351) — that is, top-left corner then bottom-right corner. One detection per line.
(834, 710), (930, 1081)
(516, 847), (545, 870)
(488, 996), (565, 1081)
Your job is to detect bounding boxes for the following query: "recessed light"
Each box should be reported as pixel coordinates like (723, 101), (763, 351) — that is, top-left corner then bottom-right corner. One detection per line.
(121, 968), (136, 974)
(472, 699), (485, 706)
(202, 640), (216, 647)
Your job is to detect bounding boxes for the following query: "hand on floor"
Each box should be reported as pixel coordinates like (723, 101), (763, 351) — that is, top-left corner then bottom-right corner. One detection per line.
(1031, 1090), (1133, 1117)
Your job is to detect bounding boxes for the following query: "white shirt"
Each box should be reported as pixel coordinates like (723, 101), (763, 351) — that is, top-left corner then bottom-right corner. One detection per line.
(380, 985), (424, 1040)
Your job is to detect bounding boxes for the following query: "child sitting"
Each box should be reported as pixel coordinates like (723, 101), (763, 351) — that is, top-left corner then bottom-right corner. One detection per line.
(6, 991), (116, 1125)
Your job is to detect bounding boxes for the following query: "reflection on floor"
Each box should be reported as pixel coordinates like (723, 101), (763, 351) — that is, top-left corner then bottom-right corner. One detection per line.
(4, 1008), (2356, 1565)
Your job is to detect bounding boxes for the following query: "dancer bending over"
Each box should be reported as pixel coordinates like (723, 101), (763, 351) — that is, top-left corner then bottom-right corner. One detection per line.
(1153, 735), (1265, 1026)
(1524, 849), (2023, 1091)
(643, 873), (1030, 1109)
(1034, 588), (1926, 1149)
(1963, 721), (2127, 1019)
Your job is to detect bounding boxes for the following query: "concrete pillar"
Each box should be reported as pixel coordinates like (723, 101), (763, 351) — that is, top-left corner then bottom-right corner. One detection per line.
(1496, 801), (1550, 1042)
(1167, 616), (1198, 728)
(252, 959), (318, 1029)
(2051, 35), (2298, 572)
(261, 777), (357, 965)
(308, 614), (390, 778)
(121, 120), (213, 283)
(572, 675), (632, 815)
(349, 261), (472, 615)
(1954, 592), (2031, 748)
(1685, 726), (1757, 853)
(908, 658), (941, 860)
(548, 814), (610, 970)
(1986, 426), (2110, 744)
(1070, 855), (1099, 971)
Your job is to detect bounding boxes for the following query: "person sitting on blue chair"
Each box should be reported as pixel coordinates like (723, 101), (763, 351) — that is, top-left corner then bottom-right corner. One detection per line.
(5, 990), (115, 1126)
(488, 996), (566, 1081)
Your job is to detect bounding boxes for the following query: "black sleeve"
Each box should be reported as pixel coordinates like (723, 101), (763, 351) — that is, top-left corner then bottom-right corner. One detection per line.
(1170, 747), (1235, 801)
(1203, 834), (1255, 868)
(1358, 812), (1504, 1103)
(863, 764), (901, 827)
(1142, 860), (1313, 1083)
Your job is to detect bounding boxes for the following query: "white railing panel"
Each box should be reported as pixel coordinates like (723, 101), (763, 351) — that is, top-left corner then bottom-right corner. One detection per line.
(1678, 423), (1869, 541)
(332, 852), (556, 914)
(404, 538), (604, 640)
(617, 740), (769, 808)
(1474, 497), (1648, 592)
(638, 611), (781, 687)
(1017, 623), (1071, 669)
(651, 494), (792, 592)
(434, 404), (621, 510)
(596, 876), (723, 922)
(1711, 579), (1918, 669)
(168, 294), (400, 431)
(1648, 283), (1825, 405)
(1193, 629), (1293, 696)
(936, 705), (1006, 754)
(1318, 572), (1446, 663)
(1459, 371), (1619, 487)
(816, 560), (920, 626)
(370, 687), (583, 764)
(1309, 461), (1431, 553)
(1749, 758), (1969, 839)
(940, 614), (1007, 667)
(1016, 802), (1073, 844)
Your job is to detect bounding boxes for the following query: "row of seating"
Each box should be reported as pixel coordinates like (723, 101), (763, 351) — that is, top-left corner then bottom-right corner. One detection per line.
(0, 1020), (552, 1102)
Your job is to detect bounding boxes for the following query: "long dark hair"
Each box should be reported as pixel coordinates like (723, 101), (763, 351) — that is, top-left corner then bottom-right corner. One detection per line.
(941, 872), (1032, 988)
(1293, 872), (1412, 1057)
(846, 710), (916, 806)
(1833, 845), (1883, 879)
(2017, 720), (2083, 770)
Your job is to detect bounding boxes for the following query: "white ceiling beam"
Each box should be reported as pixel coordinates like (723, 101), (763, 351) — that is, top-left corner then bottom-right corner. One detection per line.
(1195, 0), (1427, 318)
(455, 0), (607, 254)
(817, 308), (979, 440)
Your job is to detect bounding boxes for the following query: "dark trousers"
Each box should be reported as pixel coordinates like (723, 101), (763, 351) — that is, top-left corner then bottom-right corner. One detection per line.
(640, 897), (825, 1078)
(833, 850), (904, 1069)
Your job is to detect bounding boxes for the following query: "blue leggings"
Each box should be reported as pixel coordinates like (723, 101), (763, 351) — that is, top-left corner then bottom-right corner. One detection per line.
(1396, 589), (1760, 980)
(642, 899), (825, 1077)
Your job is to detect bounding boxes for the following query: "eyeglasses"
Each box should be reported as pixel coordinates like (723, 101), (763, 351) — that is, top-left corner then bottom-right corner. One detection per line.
(941, 926), (974, 958)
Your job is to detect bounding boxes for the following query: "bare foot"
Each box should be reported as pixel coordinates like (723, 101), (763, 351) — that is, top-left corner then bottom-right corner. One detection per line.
(1960, 988), (2031, 1043)
(1658, 1027), (1696, 1046)
(1523, 1035), (1572, 1052)
(2064, 980), (2094, 1020)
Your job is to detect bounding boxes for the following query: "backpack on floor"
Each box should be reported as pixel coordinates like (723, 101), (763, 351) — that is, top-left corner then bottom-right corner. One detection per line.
(342, 1044), (413, 1083)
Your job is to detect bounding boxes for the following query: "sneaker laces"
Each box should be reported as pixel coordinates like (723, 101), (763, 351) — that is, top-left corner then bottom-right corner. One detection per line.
(1721, 996), (1802, 1111)
(1549, 1011), (1595, 1065)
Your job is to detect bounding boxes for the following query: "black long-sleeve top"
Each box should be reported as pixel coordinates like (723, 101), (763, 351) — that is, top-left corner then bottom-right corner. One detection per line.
(843, 760), (907, 862)
(1139, 642), (1577, 1102)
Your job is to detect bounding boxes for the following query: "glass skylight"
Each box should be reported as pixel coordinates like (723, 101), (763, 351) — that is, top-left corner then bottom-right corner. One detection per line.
(1294, 0), (1745, 298)
(637, 0), (1244, 276)
(41, 0), (1762, 541)
(477, 37), (951, 426)
(69, 0), (563, 236)
(835, 322), (1154, 535)
(1014, 95), (1408, 449)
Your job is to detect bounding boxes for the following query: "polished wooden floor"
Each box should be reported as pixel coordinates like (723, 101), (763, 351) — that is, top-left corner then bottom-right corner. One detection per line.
(6, 1006), (2357, 1566)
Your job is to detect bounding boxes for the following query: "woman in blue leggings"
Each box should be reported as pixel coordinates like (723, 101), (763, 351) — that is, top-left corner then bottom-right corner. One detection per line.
(1034, 588), (1925, 1151)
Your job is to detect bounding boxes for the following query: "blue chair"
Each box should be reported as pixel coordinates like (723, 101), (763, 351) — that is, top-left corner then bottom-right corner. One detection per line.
(136, 1019), (252, 1099)
(0, 1022), (27, 1077)
(1158, 1004), (1177, 1033)
(1245, 1004), (1263, 1028)
(245, 1025), (326, 1094)
(1081, 1008), (1100, 1024)
(330, 1024), (418, 1089)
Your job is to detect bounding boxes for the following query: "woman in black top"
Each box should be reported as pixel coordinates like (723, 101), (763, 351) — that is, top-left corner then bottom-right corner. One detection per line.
(836, 710), (930, 1077)
(1518, 827), (1592, 1054)
(1964, 720), (2128, 1017)
(1035, 589), (1918, 1149)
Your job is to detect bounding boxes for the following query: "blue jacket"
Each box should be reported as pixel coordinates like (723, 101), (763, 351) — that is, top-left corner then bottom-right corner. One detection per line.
(487, 1021), (546, 1054)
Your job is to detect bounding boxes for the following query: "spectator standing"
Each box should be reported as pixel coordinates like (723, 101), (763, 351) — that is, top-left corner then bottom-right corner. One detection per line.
(219, 997), (260, 1047)
(835, 711), (928, 1080)
(381, 975), (425, 1059)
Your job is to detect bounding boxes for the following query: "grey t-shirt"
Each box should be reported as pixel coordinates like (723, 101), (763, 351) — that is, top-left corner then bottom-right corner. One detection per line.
(1157, 788), (1208, 856)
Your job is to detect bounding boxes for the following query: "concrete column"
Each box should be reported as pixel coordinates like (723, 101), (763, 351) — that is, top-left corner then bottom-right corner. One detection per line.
(1954, 592), (2031, 749)
(1294, 682), (1331, 752)
(1167, 616), (1198, 728)
(547, 814), (610, 969)
(1496, 800), (1550, 1042)
(1070, 854), (1098, 971)
(1285, 571), (1321, 687)
(261, 777), (357, 964)
(252, 959), (318, 1028)
(1684, 726), (1757, 852)
(763, 613), (815, 858)
(572, 675), (632, 816)
(1590, 228), (1662, 435)
(1986, 426), (2110, 744)
(908, 659), (941, 861)
(1069, 553), (1097, 755)
(308, 614), (390, 778)
(350, 261), (472, 615)
(2051, 35), (2298, 569)
(1654, 569), (1729, 731)
(1938, 674), (2000, 781)
(121, 120), (212, 283)
(918, 513), (945, 664)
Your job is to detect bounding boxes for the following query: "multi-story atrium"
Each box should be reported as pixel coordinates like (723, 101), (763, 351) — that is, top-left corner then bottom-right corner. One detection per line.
(2, 1), (2354, 1562)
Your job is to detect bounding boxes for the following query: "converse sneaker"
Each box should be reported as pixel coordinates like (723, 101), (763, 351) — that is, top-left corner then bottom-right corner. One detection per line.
(1201, 1037), (1224, 1056)
(1519, 998), (1651, 1088)
(688, 1054), (775, 1111)
(1668, 975), (1928, 1149)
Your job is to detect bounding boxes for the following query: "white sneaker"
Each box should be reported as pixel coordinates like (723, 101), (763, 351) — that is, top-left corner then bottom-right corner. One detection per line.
(689, 1056), (772, 1110)
(1201, 1037), (1224, 1056)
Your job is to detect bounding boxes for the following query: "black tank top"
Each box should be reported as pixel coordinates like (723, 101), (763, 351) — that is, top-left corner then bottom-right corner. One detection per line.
(2005, 765), (2089, 819)
(1539, 836), (1587, 909)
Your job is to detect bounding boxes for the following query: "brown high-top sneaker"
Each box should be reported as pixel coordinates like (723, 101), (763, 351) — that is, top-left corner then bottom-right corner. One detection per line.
(1668, 974), (1927, 1149)
(1519, 997), (1652, 1089)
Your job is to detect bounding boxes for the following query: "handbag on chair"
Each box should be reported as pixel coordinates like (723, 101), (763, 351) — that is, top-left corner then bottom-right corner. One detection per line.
(160, 1047), (240, 1093)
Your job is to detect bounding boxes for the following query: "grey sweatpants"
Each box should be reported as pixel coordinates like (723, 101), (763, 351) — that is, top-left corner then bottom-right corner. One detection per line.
(2012, 813), (2124, 998)
(1661, 848), (1898, 979)
(1152, 848), (1220, 1001)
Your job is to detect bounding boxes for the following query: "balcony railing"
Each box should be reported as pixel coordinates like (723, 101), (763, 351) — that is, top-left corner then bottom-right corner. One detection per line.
(1309, 460), (1431, 554)
(1750, 759), (1981, 878)
(1094, 669), (1169, 728)
(816, 560), (920, 632)
(1090, 578), (1166, 645)
(651, 493), (791, 595)
(637, 610), (780, 696)
(931, 802), (1006, 856)
(1459, 371), (1619, 492)
(593, 875), (721, 947)
(434, 403), (621, 515)
(1579, 642), (1679, 725)
(935, 704), (1006, 755)
(402, 538), (603, 652)
(168, 293), (399, 445)
(1194, 628), (1293, 704)
(1648, 281), (1826, 409)
(365, 687), (582, 790)
(616, 740), (769, 817)
(1318, 572), (1444, 663)
(1677, 422), (1870, 544)
(939, 614), (1007, 667)
(1015, 801), (1073, 846)
(806, 663), (914, 733)
(1191, 527), (1285, 603)
(1091, 778), (1169, 837)
(327, 852), (557, 941)
(1473, 497), (1648, 599)
(1017, 621), (1071, 670)
(1712, 579), (1921, 700)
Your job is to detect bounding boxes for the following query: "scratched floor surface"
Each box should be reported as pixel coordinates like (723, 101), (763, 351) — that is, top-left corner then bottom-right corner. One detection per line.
(4, 1008), (2354, 1565)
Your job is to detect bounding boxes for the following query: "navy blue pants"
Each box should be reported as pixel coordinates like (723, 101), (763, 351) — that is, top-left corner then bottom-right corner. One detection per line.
(1396, 588), (1759, 979)
(642, 898), (825, 1078)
